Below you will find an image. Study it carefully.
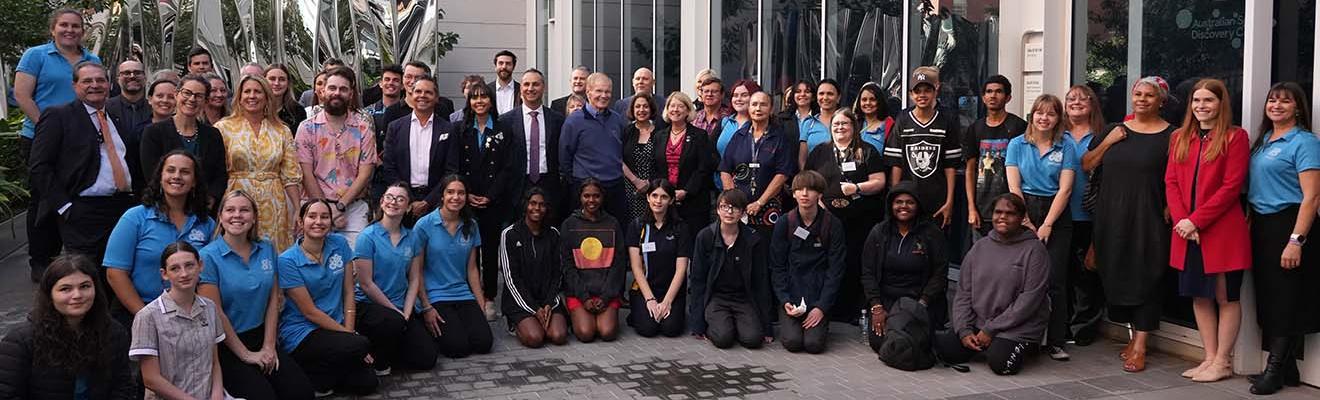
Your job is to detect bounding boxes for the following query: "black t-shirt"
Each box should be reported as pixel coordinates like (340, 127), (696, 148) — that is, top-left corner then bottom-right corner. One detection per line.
(626, 220), (692, 291)
(805, 141), (886, 216)
(884, 109), (963, 215)
(712, 232), (748, 299)
(961, 114), (1028, 220)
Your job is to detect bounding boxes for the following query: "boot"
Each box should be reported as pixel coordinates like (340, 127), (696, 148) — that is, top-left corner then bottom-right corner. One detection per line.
(1248, 337), (1302, 386)
(1250, 336), (1293, 395)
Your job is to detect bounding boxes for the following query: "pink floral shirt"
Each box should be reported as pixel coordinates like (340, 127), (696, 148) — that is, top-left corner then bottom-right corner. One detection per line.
(294, 111), (379, 201)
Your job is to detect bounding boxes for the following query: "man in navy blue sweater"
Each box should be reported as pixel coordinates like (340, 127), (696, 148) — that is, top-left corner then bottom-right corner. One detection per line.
(559, 72), (629, 227)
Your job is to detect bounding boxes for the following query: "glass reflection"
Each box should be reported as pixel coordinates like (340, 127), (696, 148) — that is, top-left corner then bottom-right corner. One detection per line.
(825, 0), (904, 114)
(770, 0), (821, 101)
(907, 0), (999, 128)
(716, 0), (760, 86)
(396, 0), (437, 68)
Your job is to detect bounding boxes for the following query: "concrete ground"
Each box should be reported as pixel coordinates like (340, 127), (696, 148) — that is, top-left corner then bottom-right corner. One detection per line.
(0, 244), (1317, 400)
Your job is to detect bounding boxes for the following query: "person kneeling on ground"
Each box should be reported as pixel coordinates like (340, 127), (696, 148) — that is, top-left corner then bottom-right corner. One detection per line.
(688, 189), (774, 348)
(500, 188), (571, 348)
(935, 193), (1050, 375)
(862, 181), (948, 353)
(770, 171), (846, 354)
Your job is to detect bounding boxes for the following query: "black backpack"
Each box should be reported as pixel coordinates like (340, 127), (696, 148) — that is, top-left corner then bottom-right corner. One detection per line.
(876, 297), (936, 371)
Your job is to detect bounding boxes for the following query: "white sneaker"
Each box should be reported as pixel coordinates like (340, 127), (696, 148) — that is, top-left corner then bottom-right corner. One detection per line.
(1046, 345), (1071, 361)
(374, 367), (392, 377)
(314, 389), (335, 398)
(484, 302), (498, 322)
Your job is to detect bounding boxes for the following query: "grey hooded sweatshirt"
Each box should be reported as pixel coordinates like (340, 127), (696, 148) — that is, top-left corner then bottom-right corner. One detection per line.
(952, 228), (1050, 343)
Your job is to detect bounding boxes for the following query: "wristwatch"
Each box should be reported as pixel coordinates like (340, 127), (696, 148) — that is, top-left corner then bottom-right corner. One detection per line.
(1290, 233), (1307, 245)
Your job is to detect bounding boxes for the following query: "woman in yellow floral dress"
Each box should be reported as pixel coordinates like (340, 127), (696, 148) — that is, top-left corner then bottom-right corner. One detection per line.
(214, 75), (303, 251)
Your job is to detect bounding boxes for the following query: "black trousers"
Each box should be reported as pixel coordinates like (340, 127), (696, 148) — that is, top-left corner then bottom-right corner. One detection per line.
(431, 300), (494, 358)
(1067, 221), (1105, 341)
(289, 329), (378, 394)
(1023, 194), (1072, 347)
(355, 302), (439, 371)
(21, 137), (62, 273)
(475, 208), (511, 302)
(219, 326), (315, 400)
(934, 330), (1034, 375)
(628, 290), (686, 338)
(58, 194), (135, 267)
(778, 309), (829, 354)
(705, 296), (763, 349)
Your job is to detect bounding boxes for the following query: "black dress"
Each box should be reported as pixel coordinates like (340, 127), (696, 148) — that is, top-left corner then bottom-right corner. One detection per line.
(623, 123), (657, 223)
(804, 141), (885, 322)
(1090, 124), (1173, 307)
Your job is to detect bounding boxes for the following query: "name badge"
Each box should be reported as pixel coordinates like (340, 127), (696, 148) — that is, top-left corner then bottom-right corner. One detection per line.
(641, 242), (657, 253)
(438, 133), (449, 141)
(793, 227), (811, 240)
(749, 162), (761, 169)
(841, 162), (857, 172)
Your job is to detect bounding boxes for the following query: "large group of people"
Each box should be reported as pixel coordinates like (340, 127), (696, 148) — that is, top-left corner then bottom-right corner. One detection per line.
(0, 7), (1317, 399)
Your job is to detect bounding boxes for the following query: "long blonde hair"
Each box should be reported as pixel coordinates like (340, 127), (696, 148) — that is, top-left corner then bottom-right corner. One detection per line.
(1024, 94), (1064, 145)
(1172, 79), (1235, 163)
(221, 74), (282, 127)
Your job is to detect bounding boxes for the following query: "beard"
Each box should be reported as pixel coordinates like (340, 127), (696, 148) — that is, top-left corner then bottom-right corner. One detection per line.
(325, 98), (349, 116)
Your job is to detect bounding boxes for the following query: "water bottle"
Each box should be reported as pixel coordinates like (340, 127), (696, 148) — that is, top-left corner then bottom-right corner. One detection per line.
(860, 309), (871, 342)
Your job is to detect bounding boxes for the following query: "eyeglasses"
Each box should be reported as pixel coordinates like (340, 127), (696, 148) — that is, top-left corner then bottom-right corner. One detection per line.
(178, 89), (204, 100)
(382, 193), (409, 203)
(1066, 95), (1092, 102)
(119, 70), (145, 77)
(717, 204), (742, 214)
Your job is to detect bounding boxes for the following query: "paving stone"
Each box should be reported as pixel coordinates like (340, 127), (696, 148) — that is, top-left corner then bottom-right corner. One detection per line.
(1038, 381), (1111, 399)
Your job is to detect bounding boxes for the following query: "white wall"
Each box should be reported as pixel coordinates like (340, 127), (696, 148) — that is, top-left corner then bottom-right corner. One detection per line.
(435, 1), (529, 99)
(996, 0), (1069, 114)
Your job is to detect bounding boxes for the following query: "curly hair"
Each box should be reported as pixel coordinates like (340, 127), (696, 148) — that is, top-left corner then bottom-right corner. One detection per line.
(141, 149), (211, 218)
(31, 255), (113, 375)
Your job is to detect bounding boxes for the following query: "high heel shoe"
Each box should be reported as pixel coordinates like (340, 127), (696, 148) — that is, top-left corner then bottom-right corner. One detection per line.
(1123, 349), (1146, 373)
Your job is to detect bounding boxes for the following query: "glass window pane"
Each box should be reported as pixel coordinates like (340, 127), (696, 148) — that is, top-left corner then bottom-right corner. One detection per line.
(658, 0), (682, 96)
(715, 0), (761, 86)
(770, 0), (821, 103)
(625, 0), (655, 97)
(1274, 0), (1314, 102)
(1073, 0), (1130, 124)
(825, 0), (904, 117)
(600, 0), (624, 96)
(906, 0), (1001, 127)
(1141, 0), (1244, 125)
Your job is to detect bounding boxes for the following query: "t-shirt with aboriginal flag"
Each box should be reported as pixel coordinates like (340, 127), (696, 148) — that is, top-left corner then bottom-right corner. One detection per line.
(559, 211), (628, 301)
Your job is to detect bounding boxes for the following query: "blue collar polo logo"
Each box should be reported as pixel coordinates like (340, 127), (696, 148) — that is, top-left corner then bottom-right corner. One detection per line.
(328, 253), (345, 273)
(261, 259), (274, 271)
(188, 229), (207, 244)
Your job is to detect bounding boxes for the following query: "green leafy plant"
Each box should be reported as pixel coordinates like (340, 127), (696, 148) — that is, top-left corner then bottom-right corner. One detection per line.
(0, 1), (109, 66)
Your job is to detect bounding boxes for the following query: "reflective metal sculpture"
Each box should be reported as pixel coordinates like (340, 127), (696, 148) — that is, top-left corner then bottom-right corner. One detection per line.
(75, 0), (449, 91)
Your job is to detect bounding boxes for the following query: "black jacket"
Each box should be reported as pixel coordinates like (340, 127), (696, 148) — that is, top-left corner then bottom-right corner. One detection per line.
(486, 81), (522, 111)
(651, 123), (713, 223)
(0, 319), (134, 400)
(860, 183), (948, 308)
(447, 118), (521, 211)
(498, 105), (565, 188)
(139, 119), (229, 206)
(499, 221), (563, 315)
(560, 211), (627, 301)
(687, 222), (773, 337)
(381, 113), (457, 209)
(30, 100), (146, 220)
(769, 206), (847, 312)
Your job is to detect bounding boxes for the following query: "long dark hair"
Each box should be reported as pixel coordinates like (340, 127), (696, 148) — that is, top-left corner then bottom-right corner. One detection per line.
(1254, 82), (1312, 151)
(142, 150), (211, 217)
(852, 81), (889, 122)
(297, 199), (336, 241)
(463, 83), (495, 127)
(439, 175), (476, 238)
(521, 186), (554, 223)
(31, 255), (113, 374)
(785, 79), (818, 115)
(640, 179), (679, 225)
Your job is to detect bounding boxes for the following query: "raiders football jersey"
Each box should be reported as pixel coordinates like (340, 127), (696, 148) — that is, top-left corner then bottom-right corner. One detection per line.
(883, 109), (962, 216)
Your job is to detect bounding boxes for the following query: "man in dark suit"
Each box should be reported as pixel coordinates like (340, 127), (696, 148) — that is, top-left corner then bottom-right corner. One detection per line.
(500, 68), (565, 225)
(380, 74), (455, 221)
(30, 61), (144, 266)
(488, 50), (521, 114)
(550, 66), (591, 116)
(381, 62), (454, 134)
(104, 60), (150, 142)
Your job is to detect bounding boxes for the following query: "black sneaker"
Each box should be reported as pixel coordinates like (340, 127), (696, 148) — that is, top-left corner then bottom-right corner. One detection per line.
(1045, 345), (1071, 361)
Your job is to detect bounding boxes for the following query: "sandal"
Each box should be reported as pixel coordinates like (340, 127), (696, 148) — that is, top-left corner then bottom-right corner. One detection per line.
(1120, 341), (1135, 360)
(1123, 350), (1146, 373)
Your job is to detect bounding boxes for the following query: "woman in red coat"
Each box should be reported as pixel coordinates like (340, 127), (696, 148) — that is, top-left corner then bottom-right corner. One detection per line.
(1164, 78), (1251, 383)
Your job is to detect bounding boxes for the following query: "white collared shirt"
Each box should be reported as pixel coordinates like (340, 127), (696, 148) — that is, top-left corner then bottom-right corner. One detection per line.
(409, 112), (435, 187)
(80, 102), (133, 197)
(522, 104), (548, 175)
(495, 80), (517, 114)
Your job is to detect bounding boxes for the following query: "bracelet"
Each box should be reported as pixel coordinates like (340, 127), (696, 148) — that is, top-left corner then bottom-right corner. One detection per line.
(420, 306), (434, 313)
(345, 310), (355, 314)
(646, 297), (657, 303)
(853, 182), (863, 193)
(1289, 238), (1304, 246)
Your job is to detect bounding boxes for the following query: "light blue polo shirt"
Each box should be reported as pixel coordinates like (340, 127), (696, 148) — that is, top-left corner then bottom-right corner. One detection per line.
(353, 223), (422, 308)
(199, 238), (277, 334)
(1249, 127), (1320, 214)
(413, 210), (481, 303)
(860, 124), (887, 153)
(1063, 131), (1094, 221)
(277, 234), (353, 351)
(15, 42), (100, 138)
(1005, 135), (1080, 197)
(103, 205), (215, 304)
(716, 116), (748, 157)
(799, 114), (830, 152)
